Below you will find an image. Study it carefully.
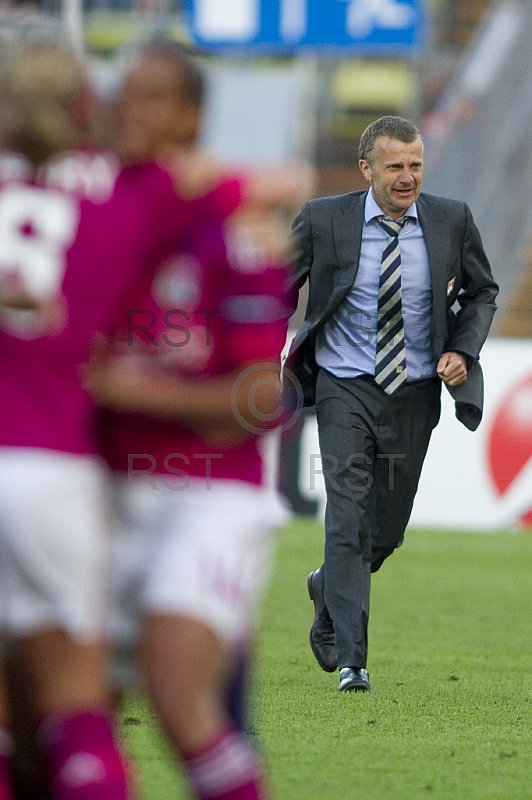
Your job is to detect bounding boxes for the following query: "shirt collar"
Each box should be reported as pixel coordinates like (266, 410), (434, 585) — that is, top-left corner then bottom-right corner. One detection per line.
(364, 187), (418, 225)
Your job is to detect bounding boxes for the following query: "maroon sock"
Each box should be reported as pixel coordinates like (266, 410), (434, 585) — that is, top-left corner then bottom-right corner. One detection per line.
(183, 726), (268, 800)
(0, 725), (14, 800)
(36, 710), (130, 800)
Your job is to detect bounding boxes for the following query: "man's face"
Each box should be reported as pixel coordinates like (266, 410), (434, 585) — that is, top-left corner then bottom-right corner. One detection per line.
(117, 55), (199, 162)
(359, 135), (423, 219)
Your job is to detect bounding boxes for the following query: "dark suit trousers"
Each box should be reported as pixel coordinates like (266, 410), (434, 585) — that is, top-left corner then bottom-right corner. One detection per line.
(315, 368), (441, 670)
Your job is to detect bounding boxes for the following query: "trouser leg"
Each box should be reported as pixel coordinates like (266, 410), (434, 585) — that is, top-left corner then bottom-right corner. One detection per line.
(316, 371), (376, 670)
(315, 371), (441, 670)
(371, 378), (441, 572)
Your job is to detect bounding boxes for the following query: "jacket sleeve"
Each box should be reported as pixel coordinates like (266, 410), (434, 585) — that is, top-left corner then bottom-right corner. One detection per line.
(286, 202), (313, 309)
(446, 202), (499, 360)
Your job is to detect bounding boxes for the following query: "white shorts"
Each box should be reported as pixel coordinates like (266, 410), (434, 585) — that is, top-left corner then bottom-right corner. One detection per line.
(0, 449), (110, 642)
(110, 475), (290, 683)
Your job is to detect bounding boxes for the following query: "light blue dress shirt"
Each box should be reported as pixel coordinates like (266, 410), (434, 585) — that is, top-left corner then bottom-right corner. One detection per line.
(315, 188), (436, 381)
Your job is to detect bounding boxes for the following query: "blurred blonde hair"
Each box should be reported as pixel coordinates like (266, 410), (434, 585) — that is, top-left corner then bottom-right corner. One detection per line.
(2, 40), (87, 165)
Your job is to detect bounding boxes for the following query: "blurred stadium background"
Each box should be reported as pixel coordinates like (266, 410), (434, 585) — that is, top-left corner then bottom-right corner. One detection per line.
(1, 0), (530, 531)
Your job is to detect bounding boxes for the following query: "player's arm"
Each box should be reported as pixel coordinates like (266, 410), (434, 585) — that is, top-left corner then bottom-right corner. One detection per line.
(241, 162), (316, 212)
(168, 150), (315, 219)
(84, 356), (282, 441)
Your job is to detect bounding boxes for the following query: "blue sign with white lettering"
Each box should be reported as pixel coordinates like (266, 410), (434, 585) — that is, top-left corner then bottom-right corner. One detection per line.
(189, 0), (425, 54)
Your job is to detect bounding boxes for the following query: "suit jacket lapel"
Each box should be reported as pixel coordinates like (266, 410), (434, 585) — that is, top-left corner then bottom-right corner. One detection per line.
(325, 192), (366, 318)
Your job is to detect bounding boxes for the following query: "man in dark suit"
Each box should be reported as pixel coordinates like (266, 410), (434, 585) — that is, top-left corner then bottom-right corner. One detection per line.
(284, 116), (498, 693)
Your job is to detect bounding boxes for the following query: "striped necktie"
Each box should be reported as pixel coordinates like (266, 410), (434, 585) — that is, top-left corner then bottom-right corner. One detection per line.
(375, 215), (408, 394)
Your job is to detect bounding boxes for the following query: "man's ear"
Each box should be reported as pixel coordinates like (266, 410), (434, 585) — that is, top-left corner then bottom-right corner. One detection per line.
(358, 158), (372, 183)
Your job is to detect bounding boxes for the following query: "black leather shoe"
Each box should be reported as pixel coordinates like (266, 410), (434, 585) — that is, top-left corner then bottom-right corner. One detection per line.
(307, 568), (337, 672)
(338, 667), (370, 692)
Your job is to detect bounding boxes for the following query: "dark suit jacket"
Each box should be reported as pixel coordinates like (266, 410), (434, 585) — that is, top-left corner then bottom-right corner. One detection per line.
(284, 190), (499, 431)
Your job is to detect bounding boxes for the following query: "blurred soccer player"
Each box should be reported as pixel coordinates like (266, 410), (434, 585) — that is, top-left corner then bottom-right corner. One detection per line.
(115, 38), (310, 732)
(0, 40), (196, 799)
(85, 42), (301, 800)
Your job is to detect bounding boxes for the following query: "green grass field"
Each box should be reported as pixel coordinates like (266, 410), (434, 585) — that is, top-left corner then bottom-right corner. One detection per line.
(121, 518), (532, 800)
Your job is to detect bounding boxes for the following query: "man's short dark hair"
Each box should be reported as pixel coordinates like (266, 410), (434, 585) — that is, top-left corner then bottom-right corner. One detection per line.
(358, 116), (421, 163)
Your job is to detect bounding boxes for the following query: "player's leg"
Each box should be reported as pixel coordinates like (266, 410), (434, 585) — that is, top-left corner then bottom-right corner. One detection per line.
(128, 477), (287, 800)
(4, 656), (46, 800)
(13, 631), (128, 800)
(0, 450), (130, 800)
(142, 614), (265, 800)
(225, 644), (252, 733)
(0, 665), (15, 800)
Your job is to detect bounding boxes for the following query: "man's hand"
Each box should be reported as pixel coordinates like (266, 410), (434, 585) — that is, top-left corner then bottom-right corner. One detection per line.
(436, 351), (468, 387)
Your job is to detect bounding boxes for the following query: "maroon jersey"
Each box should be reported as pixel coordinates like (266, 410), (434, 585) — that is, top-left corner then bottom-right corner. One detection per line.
(0, 150), (190, 454)
(100, 206), (291, 486)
